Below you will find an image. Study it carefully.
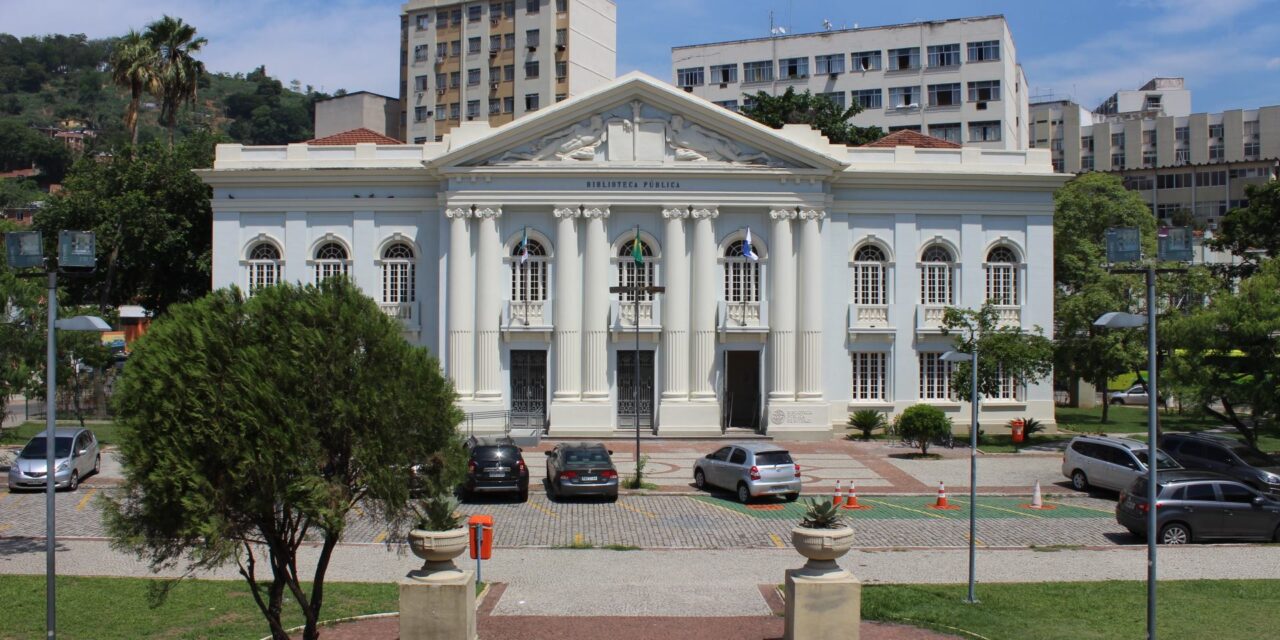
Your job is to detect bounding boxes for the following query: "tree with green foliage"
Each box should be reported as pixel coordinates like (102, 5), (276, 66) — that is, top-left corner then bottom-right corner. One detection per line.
(739, 87), (883, 146)
(142, 16), (207, 147)
(942, 303), (1054, 402)
(224, 66), (318, 144)
(1052, 172), (1157, 422)
(1208, 181), (1280, 277)
(895, 404), (952, 457)
(0, 177), (44, 210)
(104, 279), (466, 640)
(34, 131), (216, 314)
(0, 118), (72, 184)
(109, 30), (157, 146)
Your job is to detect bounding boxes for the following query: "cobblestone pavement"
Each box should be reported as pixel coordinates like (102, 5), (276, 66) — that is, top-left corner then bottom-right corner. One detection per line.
(0, 487), (1127, 549)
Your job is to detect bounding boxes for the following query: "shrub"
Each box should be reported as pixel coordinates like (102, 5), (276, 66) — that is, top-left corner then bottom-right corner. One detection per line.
(799, 498), (846, 529)
(847, 409), (888, 441)
(895, 404), (953, 456)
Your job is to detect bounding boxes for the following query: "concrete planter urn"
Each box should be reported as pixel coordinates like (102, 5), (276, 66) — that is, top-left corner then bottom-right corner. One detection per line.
(790, 525), (855, 574)
(407, 527), (470, 579)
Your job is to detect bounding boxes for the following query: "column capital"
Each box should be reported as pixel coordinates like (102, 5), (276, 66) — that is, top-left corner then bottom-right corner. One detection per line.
(769, 207), (798, 220)
(798, 208), (826, 221)
(581, 205), (611, 219)
(474, 205), (503, 219)
(553, 205), (582, 219)
(662, 206), (691, 219)
(690, 206), (719, 220)
(445, 205), (472, 219)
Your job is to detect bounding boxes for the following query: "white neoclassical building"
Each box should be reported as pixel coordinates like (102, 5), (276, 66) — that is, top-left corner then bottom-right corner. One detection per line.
(204, 73), (1066, 440)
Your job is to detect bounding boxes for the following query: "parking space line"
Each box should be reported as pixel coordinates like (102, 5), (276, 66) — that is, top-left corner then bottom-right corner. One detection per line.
(372, 530), (388, 544)
(691, 497), (753, 519)
(768, 533), (785, 548)
(1045, 501), (1114, 515)
(962, 500), (1044, 520)
(528, 500), (559, 519)
(75, 488), (97, 512)
(573, 532), (585, 547)
(861, 498), (944, 519)
(617, 500), (657, 519)
(964, 532), (987, 547)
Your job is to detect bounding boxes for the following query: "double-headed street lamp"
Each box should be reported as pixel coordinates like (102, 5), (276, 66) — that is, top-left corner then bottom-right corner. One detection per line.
(6, 229), (105, 640)
(941, 349), (979, 604)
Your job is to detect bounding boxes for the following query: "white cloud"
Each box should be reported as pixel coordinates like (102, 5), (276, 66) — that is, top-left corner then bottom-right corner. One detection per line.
(1123, 0), (1264, 34)
(1267, 57), (1280, 70)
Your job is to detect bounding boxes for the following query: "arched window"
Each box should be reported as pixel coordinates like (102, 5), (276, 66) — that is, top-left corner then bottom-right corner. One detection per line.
(852, 244), (888, 305)
(919, 244), (955, 305)
(313, 241), (349, 282)
(723, 239), (762, 304)
(381, 243), (416, 303)
(247, 242), (280, 294)
(511, 239), (548, 303)
(985, 246), (1019, 305)
(617, 239), (656, 302)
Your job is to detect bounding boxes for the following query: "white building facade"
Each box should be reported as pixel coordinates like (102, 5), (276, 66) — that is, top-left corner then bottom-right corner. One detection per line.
(205, 74), (1064, 440)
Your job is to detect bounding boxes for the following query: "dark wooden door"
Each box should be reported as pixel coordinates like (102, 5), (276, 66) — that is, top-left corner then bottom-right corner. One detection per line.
(724, 351), (760, 430)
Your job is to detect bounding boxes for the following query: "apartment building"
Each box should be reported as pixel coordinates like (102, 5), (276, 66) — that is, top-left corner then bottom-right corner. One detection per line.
(671, 15), (1029, 149)
(399, 0), (617, 144)
(1031, 78), (1280, 229)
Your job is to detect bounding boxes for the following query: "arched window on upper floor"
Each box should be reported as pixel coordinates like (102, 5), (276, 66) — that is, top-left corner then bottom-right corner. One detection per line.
(381, 242), (416, 304)
(313, 241), (350, 283)
(985, 245), (1020, 306)
(851, 244), (889, 305)
(247, 242), (281, 294)
(510, 238), (549, 303)
(919, 244), (955, 306)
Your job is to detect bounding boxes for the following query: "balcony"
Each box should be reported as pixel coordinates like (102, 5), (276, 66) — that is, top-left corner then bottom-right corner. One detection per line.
(503, 299), (553, 336)
(610, 299), (661, 336)
(380, 302), (419, 329)
(717, 300), (768, 337)
(993, 305), (1021, 328)
(915, 304), (948, 334)
(847, 304), (894, 341)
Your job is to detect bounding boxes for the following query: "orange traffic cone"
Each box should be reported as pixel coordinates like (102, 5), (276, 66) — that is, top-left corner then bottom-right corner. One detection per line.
(930, 481), (960, 510)
(842, 480), (871, 510)
(1021, 480), (1057, 510)
(833, 480), (843, 506)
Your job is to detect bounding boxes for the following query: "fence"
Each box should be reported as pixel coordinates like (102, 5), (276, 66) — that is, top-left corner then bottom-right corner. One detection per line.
(23, 367), (121, 422)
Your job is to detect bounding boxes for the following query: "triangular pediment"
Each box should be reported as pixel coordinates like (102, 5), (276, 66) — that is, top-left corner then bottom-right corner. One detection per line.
(427, 73), (848, 173)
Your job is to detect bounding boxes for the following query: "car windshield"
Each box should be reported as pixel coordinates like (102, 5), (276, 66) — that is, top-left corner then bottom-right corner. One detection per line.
(19, 437), (73, 459)
(755, 451), (793, 465)
(472, 446), (516, 460)
(564, 448), (610, 466)
(1134, 450), (1180, 470)
(1231, 447), (1278, 467)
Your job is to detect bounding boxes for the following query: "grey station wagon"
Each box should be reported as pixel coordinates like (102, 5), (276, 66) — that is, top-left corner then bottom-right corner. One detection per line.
(1116, 470), (1280, 544)
(693, 443), (801, 503)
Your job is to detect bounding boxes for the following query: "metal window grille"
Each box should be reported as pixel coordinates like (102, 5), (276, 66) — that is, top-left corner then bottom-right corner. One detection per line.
(510, 240), (548, 302)
(919, 245), (954, 305)
(985, 246), (1018, 305)
(851, 352), (887, 401)
(617, 241), (655, 301)
(313, 242), (348, 282)
(852, 245), (887, 305)
(382, 243), (416, 303)
(918, 352), (952, 400)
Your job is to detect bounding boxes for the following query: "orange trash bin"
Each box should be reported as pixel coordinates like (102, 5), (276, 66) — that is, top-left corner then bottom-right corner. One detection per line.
(1011, 419), (1025, 443)
(469, 514), (493, 560)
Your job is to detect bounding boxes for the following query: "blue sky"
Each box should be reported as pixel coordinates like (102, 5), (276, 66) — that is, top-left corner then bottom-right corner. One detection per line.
(3, 0), (1279, 112)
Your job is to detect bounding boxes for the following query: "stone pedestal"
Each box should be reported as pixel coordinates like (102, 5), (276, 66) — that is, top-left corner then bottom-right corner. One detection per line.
(399, 568), (477, 640)
(784, 567), (861, 640)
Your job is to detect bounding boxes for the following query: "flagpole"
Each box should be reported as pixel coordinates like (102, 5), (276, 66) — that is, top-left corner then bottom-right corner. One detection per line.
(634, 224), (642, 466)
(522, 225), (529, 325)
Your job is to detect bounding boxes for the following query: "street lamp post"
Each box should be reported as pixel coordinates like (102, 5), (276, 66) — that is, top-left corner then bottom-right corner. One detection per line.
(609, 280), (664, 479)
(941, 349), (979, 604)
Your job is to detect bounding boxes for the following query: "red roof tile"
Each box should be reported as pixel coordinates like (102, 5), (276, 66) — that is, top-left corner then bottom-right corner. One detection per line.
(860, 129), (961, 149)
(307, 128), (403, 145)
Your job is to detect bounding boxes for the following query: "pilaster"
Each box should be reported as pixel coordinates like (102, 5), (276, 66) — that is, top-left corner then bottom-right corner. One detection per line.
(581, 206), (611, 402)
(446, 206), (474, 400)
(552, 205), (582, 402)
(689, 207), (719, 403)
(768, 208), (798, 402)
(473, 206), (503, 403)
(797, 209), (825, 401)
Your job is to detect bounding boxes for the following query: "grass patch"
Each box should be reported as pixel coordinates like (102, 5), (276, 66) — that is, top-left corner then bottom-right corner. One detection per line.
(863, 580), (1278, 640)
(622, 479), (659, 490)
(1, 421), (123, 447)
(0, 574), (396, 640)
(601, 544), (641, 551)
(975, 434), (1073, 453)
(1056, 406), (1217, 434)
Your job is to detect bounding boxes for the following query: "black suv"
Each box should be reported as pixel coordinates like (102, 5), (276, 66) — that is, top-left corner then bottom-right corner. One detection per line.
(1116, 470), (1280, 544)
(462, 436), (529, 502)
(1159, 433), (1280, 497)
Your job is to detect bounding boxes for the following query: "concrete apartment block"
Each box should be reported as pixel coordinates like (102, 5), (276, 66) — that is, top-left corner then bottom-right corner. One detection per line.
(314, 92), (401, 139)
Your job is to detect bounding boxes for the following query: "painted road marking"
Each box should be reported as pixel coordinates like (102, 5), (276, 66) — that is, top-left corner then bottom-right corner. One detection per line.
(963, 532), (987, 547)
(0, 524), (10, 534)
(373, 530), (388, 544)
(617, 500), (657, 519)
(950, 499), (1045, 520)
(528, 501), (559, 519)
(862, 498), (945, 519)
(1045, 500), (1115, 515)
(768, 533), (785, 548)
(573, 532), (585, 546)
(75, 488), (97, 512)
(692, 497), (753, 519)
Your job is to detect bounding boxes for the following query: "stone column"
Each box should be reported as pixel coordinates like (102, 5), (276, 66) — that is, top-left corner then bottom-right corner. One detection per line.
(660, 206), (690, 401)
(473, 206), (503, 403)
(581, 206), (611, 402)
(446, 206), (474, 400)
(797, 209), (825, 401)
(552, 206), (582, 402)
(689, 207), (719, 403)
(768, 208), (797, 402)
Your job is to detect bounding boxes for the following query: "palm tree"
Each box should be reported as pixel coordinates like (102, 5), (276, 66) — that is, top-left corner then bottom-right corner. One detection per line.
(143, 15), (207, 147)
(109, 30), (157, 146)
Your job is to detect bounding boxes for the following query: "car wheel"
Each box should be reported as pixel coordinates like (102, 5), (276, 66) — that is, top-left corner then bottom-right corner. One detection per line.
(1071, 470), (1089, 492)
(607, 493), (618, 503)
(785, 492), (799, 502)
(1110, 398), (1124, 405)
(737, 483), (751, 504)
(1160, 522), (1191, 545)
(694, 469), (707, 491)
(518, 485), (529, 503)
(68, 471), (79, 492)
(92, 454), (101, 476)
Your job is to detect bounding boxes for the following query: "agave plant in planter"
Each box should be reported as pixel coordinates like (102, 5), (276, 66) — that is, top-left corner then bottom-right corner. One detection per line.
(791, 498), (855, 574)
(407, 496), (470, 578)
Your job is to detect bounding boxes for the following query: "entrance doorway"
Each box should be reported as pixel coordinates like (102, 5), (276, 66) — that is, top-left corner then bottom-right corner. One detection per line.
(723, 351), (761, 430)
(617, 350), (655, 431)
(510, 350), (547, 431)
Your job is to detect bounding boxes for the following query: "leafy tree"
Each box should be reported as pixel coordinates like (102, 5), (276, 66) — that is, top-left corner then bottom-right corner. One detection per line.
(109, 30), (157, 146)
(104, 279), (466, 640)
(142, 16), (207, 146)
(0, 118), (72, 184)
(1052, 172), (1157, 422)
(942, 303), (1054, 402)
(33, 131), (216, 314)
(224, 66), (317, 144)
(0, 177), (44, 210)
(895, 404), (952, 456)
(1208, 181), (1280, 277)
(739, 87), (883, 146)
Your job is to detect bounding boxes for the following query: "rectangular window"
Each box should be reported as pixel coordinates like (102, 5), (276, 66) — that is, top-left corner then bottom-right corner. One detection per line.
(414, 75), (429, 92)
(526, 0), (540, 13)
(1081, 155), (1094, 171)
(504, 1), (515, 17)
(1157, 173), (1192, 189)
(437, 42), (448, 57)
(1111, 132), (1124, 148)
(1155, 203), (1181, 219)
(468, 37), (481, 54)
(450, 8), (462, 25)
(1123, 175), (1153, 190)
(524, 60), (540, 79)
(1111, 153), (1125, 169)
(557, 0), (566, 11)
(469, 5), (482, 21)
(435, 108), (447, 121)
(556, 93), (566, 102)
(489, 65), (500, 80)
(985, 262), (1018, 305)
(437, 12), (448, 27)
(852, 89), (882, 110)
(1196, 170), (1227, 187)
(413, 136), (427, 144)
(490, 2), (502, 19)
(449, 71), (460, 88)
(968, 80), (1001, 102)
(525, 93), (540, 111)
(815, 53), (845, 75)
(1209, 123), (1224, 139)
(1175, 149), (1190, 164)
(489, 100), (500, 115)
(712, 99), (739, 112)
(467, 68), (481, 86)
(889, 125), (921, 133)
(503, 64), (515, 81)
(888, 86), (919, 108)
(505, 33), (515, 49)
(710, 64), (738, 84)
(414, 106), (429, 122)
(451, 40), (461, 56)
(918, 352), (953, 401)
(743, 60), (773, 83)
(1143, 150), (1156, 167)
(852, 256), (886, 305)
(526, 29), (540, 48)
(435, 72), (447, 88)
(414, 44), (429, 61)
(818, 91), (845, 109)
(779, 56), (809, 79)
(677, 67), (704, 87)
(967, 40), (1000, 62)
(851, 50), (881, 71)
(1081, 135), (1094, 152)
(1175, 126), (1190, 144)
(928, 83), (961, 107)
(449, 102), (460, 119)
(851, 353), (887, 402)
(929, 123), (961, 143)
(920, 260), (953, 305)
(490, 34), (501, 51)
(927, 43), (961, 68)
(969, 120), (1001, 142)
(503, 96), (514, 112)
(992, 366), (1021, 401)
(416, 13), (430, 30)
(1209, 144), (1224, 161)
(887, 47), (919, 71)
(467, 100), (480, 118)
(1245, 141), (1260, 158)
(556, 61), (567, 80)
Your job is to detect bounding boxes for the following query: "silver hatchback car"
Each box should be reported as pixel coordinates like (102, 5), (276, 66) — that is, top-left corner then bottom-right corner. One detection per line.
(693, 442), (801, 503)
(8, 428), (101, 491)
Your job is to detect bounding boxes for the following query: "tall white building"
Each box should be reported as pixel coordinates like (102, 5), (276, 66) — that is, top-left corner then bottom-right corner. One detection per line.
(400, 0), (617, 144)
(204, 74), (1064, 440)
(671, 15), (1029, 149)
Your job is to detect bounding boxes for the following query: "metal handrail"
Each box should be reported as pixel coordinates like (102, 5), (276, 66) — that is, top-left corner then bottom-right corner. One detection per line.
(463, 410), (511, 437)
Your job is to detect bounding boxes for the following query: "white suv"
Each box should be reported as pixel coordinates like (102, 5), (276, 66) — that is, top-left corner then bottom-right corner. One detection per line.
(1062, 435), (1181, 493)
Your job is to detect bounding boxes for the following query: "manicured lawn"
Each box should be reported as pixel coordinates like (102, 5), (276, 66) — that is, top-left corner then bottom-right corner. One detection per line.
(975, 433), (1073, 453)
(863, 580), (1279, 640)
(0, 575), (399, 640)
(0, 421), (122, 447)
(1056, 405), (1217, 434)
